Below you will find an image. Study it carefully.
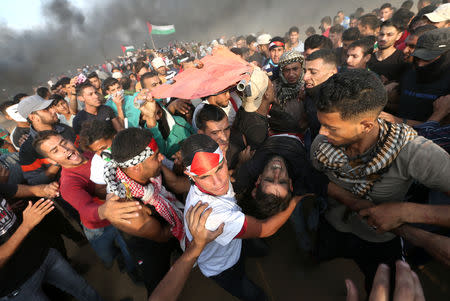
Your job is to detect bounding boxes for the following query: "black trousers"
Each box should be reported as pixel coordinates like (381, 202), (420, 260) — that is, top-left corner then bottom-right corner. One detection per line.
(317, 218), (403, 293)
(209, 239), (269, 301)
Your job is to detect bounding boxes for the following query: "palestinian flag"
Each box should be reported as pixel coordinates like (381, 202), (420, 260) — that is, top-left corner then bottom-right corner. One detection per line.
(146, 22), (175, 35)
(121, 45), (135, 53)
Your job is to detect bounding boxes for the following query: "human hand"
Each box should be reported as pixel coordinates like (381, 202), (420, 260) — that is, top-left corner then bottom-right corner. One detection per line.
(98, 194), (142, 225)
(69, 77), (77, 95)
(263, 79), (275, 104)
(0, 166), (10, 184)
(35, 182), (60, 198)
(167, 99), (191, 115)
(359, 203), (406, 233)
(22, 199), (55, 231)
(112, 91), (124, 106)
(290, 193), (314, 206)
(433, 94), (450, 116)
(238, 145), (255, 165)
(379, 111), (400, 124)
(18, 133), (29, 147)
(187, 202), (224, 254)
(345, 261), (424, 301)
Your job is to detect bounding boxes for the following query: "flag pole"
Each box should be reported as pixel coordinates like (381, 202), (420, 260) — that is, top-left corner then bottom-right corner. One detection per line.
(150, 34), (156, 50)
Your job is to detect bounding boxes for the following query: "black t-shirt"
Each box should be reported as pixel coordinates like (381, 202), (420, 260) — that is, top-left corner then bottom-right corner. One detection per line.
(233, 107), (268, 150)
(367, 49), (408, 82)
(247, 52), (265, 67)
(72, 105), (116, 134)
(0, 194), (51, 296)
(11, 127), (30, 150)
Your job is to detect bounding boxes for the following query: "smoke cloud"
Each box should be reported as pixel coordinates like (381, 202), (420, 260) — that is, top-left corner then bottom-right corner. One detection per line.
(0, 0), (404, 98)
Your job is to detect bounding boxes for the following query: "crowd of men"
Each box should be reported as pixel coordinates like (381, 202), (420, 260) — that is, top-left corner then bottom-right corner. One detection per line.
(0, 1), (449, 300)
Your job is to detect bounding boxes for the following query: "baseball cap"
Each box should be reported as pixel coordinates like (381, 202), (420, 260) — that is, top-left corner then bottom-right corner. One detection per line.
(425, 3), (450, 23)
(5, 103), (27, 122)
(241, 67), (269, 112)
(412, 28), (450, 61)
(17, 95), (53, 119)
(152, 57), (166, 69)
(257, 34), (272, 45)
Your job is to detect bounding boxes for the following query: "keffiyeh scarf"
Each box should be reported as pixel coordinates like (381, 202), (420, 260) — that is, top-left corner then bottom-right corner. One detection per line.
(315, 119), (417, 198)
(276, 50), (305, 106)
(104, 138), (185, 242)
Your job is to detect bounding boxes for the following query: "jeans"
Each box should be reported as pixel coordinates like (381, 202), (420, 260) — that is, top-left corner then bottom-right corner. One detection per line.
(210, 240), (268, 301)
(82, 225), (135, 272)
(0, 248), (103, 301)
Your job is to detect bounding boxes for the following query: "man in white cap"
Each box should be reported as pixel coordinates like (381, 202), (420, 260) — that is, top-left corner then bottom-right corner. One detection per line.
(152, 57), (168, 84)
(256, 33), (272, 60)
(425, 3), (450, 28)
(17, 95), (75, 185)
(0, 100), (30, 151)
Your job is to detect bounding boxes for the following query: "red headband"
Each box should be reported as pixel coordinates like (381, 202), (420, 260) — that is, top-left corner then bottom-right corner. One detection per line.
(148, 138), (159, 152)
(186, 147), (224, 176)
(269, 41), (285, 49)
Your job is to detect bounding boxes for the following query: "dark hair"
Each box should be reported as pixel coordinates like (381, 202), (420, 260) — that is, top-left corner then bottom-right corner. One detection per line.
(392, 8), (414, 31)
(196, 104), (227, 131)
(316, 69), (387, 120)
(304, 35), (333, 51)
(57, 77), (71, 88)
(380, 3), (393, 10)
(140, 71), (159, 89)
(321, 16), (332, 25)
(134, 61), (148, 74)
(269, 36), (285, 45)
(410, 24), (437, 36)
(246, 35), (257, 45)
(87, 71), (99, 79)
(79, 120), (117, 151)
(32, 130), (61, 157)
(305, 26), (316, 35)
(359, 14), (381, 31)
(103, 77), (119, 93)
(288, 26), (299, 34)
(13, 93), (28, 103)
(342, 27), (361, 41)
(50, 94), (65, 107)
(181, 134), (218, 167)
(236, 35), (245, 42)
(36, 87), (50, 99)
(111, 128), (154, 163)
(355, 7), (365, 18)
(331, 25), (345, 36)
(400, 0), (414, 10)
(251, 183), (292, 219)
(76, 82), (95, 96)
(349, 38), (375, 56)
(305, 49), (338, 67)
(0, 101), (15, 115)
(120, 77), (132, 90)
(381, 19), (402, 33)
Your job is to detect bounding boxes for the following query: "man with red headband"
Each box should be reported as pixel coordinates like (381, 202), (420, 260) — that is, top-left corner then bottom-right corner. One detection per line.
(262, 36), (285, 80)
(104, 127), (186, 296)
(181, 134), (304, 301)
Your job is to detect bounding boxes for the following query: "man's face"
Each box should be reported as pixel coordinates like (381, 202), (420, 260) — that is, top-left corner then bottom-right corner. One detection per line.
(380, 8), (393, 21)
(249, 41), (258, 52)
(378, 26), (401, 50)
(282, 61), (303, 84)
(32, 106), (58, 125)
(289, 31), (299, 45)
(157, 66), (167, 76)
(342, 40), (355, 51)
(89, 137), (113, 156)
(257, 156), (292, 199)
(269, 46), (284, 64)
(54, 100), (70, 115)
(208, 91), (230, 108)
(236, 39), (246, 48)
(303, 47), (320, 58)
(403, 35), (418, 63)
(199, 116), (230, 153)
(258, 44), (269, 56)
(358, 22), (375, 37)
(107, 83), (122, 96)
(329, 32), (342, 48)
(62, 84), (72, 96)
(346, 46), (370, 69)
(317, 111), (364, 146)
(139, 151), (164, 179)
(142, 76), (161, 92)
(40, 135), (84, 168)
(138, 67), (148, 78)
(350, 18), (358, 28)
(304, 59), (337, 89)
(192, 160), (230, 196)
(80, 86), (101, 107)
(89, 77), (101, 90)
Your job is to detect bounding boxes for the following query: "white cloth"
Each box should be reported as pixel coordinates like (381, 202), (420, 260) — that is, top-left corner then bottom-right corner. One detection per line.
(57, 114), (75, 127)
(90, 154), (107, 185)
(192, 96), (240, 132)
(184, 183), (245, 277)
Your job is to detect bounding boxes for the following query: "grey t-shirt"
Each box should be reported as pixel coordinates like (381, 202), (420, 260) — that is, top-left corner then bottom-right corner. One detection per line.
(311, 135), (450, 243)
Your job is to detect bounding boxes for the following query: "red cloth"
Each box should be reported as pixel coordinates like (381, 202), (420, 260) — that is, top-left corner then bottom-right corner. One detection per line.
(395, 31), (409, 51)
(60, 152), (110, 229)
(152, 47), (253, 99)
(323, 28), (330, 38)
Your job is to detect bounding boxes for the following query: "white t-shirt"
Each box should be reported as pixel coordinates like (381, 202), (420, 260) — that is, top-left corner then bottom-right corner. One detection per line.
(90, 154), (107, 185)
(184, 184), (245, 277)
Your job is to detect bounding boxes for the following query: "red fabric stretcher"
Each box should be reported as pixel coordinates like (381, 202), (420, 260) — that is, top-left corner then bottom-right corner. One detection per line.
(151, 47), (253, 99)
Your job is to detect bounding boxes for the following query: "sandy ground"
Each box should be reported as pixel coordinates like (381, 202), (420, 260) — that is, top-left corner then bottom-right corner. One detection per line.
(64, 222), (450, 301)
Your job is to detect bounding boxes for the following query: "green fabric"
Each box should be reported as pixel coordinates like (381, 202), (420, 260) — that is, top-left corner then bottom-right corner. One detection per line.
(147, 116), (195, 158)
(105, 92), (141, 128)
